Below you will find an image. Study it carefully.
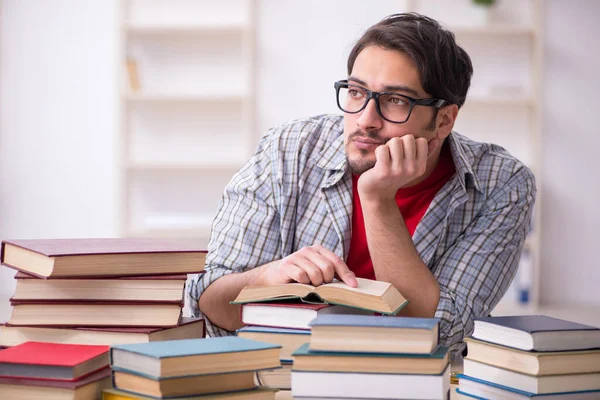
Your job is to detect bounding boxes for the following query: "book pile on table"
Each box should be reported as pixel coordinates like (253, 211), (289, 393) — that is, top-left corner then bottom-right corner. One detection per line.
(0, 341), (111, 399)
(103, 337), (280, 399)
(0, 238), (207, 347)
(234, 277), (405, 390)
(291, 314), (450, 399)
(457, 315), (600, 399)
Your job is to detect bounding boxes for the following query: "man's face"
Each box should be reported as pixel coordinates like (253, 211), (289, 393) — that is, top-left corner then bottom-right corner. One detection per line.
(343, 45), (439, 175)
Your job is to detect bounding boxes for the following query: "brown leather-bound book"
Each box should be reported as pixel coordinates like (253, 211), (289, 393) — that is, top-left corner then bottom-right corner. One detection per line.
(0, 318), (205, 347)
(12, 272), (189, 303)
(1, 238), (207, 278)
(7, 300), (182, 328)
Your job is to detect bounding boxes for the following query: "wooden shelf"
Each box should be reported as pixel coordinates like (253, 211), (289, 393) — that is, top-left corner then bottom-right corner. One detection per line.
(451, 25), (536, 37)
(128, 161), (245, 171)
(125, 23), (247, 35)
(464, 96), (534, 107)
(124, 93), (246, 103)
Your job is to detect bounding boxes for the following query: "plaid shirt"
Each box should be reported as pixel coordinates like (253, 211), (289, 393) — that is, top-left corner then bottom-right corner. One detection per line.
(187, 114), (536, 355)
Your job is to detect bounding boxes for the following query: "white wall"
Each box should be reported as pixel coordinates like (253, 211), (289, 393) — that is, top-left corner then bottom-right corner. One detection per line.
(0, 0), (599, 324)
(0, 0), (120, 321)
(539, 0), (600, 305)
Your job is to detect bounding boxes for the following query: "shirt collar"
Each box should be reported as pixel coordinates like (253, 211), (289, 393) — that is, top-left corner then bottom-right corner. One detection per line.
(447, 131), (482, 193)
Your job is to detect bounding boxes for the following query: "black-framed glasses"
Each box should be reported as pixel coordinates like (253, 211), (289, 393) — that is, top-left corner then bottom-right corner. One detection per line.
(334, 80), (449, 124)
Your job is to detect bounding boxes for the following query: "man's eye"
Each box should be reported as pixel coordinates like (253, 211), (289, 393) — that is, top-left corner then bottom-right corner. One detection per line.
(349, 89), (364, 98)
(389, 97), (407, 105)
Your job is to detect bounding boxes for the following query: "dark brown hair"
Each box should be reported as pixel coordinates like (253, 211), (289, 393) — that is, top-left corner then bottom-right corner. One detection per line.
(347, 13), (473, 108)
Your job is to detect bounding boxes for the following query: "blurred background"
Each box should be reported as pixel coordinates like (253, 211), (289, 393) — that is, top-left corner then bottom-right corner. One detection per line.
(0, 0), (599, 324)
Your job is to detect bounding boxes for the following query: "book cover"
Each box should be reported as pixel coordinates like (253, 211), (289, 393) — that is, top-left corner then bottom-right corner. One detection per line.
(0, 342), (109, 369)
(110, 337), (280, 360)
(475, 315), (600, 334)
(2, 238), (204, 257)
(473, 315), (600, 351)
(0, 367), (110, 389)
(457, 374), (600, 399)
(309, 314), (439, 329)
(292, 342), (448, 359)
(237, 326), (311, 335)
(1, 238), (207, 279)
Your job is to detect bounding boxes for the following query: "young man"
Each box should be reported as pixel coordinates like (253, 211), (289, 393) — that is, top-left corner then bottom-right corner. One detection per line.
(187, 13), (536, 356)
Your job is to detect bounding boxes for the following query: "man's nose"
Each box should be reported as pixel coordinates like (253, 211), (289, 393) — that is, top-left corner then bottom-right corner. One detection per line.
(356, 97), (383, 132)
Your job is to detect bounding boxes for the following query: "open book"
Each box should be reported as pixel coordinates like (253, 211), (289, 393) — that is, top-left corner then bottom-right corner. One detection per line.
(232, 278), (408, 315)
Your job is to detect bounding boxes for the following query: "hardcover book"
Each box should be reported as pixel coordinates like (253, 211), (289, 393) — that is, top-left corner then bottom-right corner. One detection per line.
(0, 318), (205, 347)
(241, 301), (371, 330)
(1, 238), (206, 278)
(0, 342), (109, 381)
(110, 337), (281, 378)
(232, 277), (407, 315)
(309, 314), (440, 354)
(472, 315), (600, 351)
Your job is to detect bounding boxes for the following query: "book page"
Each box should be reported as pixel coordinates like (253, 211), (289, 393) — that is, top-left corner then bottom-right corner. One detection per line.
(319, 278), (389, 297)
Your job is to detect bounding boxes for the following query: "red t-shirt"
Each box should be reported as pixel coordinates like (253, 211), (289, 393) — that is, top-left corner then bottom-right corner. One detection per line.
(346, 143), (456, 280)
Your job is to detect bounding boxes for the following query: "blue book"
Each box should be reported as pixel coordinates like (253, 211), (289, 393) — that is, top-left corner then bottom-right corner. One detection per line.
(292, 342), (448, 375)
(110, 337), (281, 379)
(309, 315), (440, 354)
(236, 326), (310, 363)
(473, 315), (600, 351)
(457, 374), (600, 399)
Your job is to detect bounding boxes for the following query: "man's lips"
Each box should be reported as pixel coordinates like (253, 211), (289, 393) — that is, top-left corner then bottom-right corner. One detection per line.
(352, 137), (383, 150)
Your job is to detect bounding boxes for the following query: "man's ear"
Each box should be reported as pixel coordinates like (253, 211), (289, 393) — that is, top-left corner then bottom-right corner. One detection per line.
(436, 104), (459, 140)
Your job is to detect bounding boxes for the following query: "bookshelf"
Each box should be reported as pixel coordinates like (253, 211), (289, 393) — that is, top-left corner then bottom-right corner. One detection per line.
(118, 0), (256, 248)
(407, 0), (544, 311)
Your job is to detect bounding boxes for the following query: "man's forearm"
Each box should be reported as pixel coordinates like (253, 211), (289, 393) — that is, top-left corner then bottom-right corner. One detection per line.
(362, 199), (440, 317)
(198, 263), (273, 332)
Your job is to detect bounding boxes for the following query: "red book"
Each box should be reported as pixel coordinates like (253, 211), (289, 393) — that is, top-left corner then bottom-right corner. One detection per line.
(241, 302), (373, 330)
(1, 238), (207, 278)
(0, 367), (111, 399)
(0, 342), (109, 381)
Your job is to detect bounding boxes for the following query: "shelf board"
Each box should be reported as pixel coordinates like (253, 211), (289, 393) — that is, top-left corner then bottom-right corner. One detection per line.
(451, 25), (536, 37)
(128, 160), (245, 171)
(124, 93), (246, 102)
(125, 23), (247, 35)
(463, 96), (534, 108)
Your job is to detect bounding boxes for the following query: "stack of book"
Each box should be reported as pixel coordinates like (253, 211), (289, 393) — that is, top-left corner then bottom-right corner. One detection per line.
(234, 277), (408, 390)
(457, 315), (600, 399)
(0, 341), (111, 399)
(0, 238), (207, 347)
(291, 314), (451, 399)
(103, 337), (281, 399)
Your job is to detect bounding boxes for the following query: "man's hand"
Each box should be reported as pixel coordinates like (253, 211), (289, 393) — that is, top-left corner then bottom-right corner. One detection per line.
(358, 135), (438, 202)
(256, 245), (358, 287)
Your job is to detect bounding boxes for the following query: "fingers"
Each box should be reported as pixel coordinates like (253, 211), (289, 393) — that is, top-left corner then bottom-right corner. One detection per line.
(280, 245), (357, 287)
(313, 245), (358, 288)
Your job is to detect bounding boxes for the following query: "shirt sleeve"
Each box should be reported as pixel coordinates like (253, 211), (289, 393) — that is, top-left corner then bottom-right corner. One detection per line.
(433, 165), (536, 356)
(185, 128), (284, 337)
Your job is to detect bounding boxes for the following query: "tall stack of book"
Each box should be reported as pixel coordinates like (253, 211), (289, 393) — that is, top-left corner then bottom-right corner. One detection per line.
(0, 238), (207, 347)
(233, 277), (408, 390)
(457, 315), (600, 399)
(0, 341), (112, 399)
(291, 314), (451, 399)
(103, 337), (281, 399)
